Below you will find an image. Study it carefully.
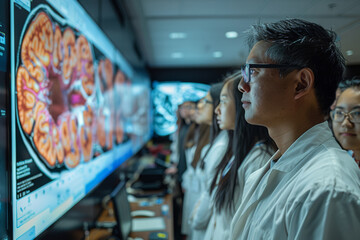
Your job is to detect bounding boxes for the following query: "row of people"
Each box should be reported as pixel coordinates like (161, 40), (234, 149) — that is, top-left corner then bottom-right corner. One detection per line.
(172, 18), (360, 240)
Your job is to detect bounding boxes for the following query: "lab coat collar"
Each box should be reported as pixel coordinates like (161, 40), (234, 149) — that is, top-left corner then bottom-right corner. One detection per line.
(270, 121), (333, 173)
(236, 121), (334, 226)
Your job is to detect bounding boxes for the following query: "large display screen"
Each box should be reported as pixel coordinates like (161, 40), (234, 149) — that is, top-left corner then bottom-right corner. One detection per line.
(152, 82), (209, 136)
(10, 1), (152, 239)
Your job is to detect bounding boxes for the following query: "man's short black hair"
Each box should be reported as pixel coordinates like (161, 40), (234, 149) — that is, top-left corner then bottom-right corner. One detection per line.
(246, 18), (346, 115)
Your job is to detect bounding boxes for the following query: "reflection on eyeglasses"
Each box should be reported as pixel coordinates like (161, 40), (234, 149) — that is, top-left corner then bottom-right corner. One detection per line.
(331, 108), (360, 123)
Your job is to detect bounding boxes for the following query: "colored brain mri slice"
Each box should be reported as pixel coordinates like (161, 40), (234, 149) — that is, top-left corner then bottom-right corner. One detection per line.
(16, 10), (98, 172)
(97, 58), (115, 151)
(114, 70), (126, 144)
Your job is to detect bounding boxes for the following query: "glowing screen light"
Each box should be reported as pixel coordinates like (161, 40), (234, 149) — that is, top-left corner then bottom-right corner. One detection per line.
(152, 82), (210, 136)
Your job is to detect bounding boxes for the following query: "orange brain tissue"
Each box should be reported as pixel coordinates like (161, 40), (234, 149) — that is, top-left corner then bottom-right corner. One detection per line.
(16, 10), (99, 170)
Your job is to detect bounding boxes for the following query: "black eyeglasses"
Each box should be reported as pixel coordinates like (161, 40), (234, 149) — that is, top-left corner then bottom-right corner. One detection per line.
(241, 63), (302, 83)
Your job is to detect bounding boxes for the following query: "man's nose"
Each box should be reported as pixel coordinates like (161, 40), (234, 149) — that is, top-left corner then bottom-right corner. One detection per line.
(238, 78), (250, 93)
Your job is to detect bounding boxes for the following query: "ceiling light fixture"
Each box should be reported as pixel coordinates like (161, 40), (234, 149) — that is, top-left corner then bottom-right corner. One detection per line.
(346, 50), (354, 56)
(171, 52), (184, 58)
(169, 32), (187, 39)
(213, 51), (223, 58)
(225, 31), (238, 39)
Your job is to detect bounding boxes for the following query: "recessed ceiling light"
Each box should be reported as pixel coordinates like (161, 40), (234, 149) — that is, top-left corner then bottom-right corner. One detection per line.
(169, 32), (187, 39)
(213, 51), (223, 58)
(225, 31), (238, 39)
(346, 50), (354, 56)
(171, 52), (184, 58)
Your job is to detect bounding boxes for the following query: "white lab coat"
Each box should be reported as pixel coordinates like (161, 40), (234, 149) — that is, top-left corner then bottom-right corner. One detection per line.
(230, 122), (360, 240)
(204, 143), (273, 240)
(169, 132), (179, 164)
(189, 131), (229, 240)
(181, 145), (198, 236)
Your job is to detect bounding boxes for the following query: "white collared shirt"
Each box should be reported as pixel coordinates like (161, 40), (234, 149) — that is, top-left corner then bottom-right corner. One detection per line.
(230, 121), (360, 240)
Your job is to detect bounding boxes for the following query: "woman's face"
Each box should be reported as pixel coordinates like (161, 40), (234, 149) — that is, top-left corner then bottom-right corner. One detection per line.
(332, 88), (360, 152)
(179, 101), (196, 121)
(215, 81), (236, 130)
(195, 92), (213, 125)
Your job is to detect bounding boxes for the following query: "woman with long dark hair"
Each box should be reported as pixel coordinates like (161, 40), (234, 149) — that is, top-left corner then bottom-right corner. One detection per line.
(181, 121), (210, 238)
(188, 82), (228, 239)
(203, 74), (276, 240)
(181, 85), (223, 239)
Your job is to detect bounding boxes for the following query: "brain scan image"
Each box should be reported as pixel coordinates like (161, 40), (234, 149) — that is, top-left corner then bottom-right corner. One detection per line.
(152, 82), (210, 136)
(11, 3), (153, 239)
(15, 8), (137, 176)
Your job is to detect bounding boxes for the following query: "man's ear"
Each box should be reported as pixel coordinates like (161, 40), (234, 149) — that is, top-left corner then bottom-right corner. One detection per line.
(294, 68), (314, 100)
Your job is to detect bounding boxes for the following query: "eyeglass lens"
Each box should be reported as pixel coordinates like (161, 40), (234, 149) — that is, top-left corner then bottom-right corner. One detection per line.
(241, 66), (249, 83)
(332, 110), (360, 123)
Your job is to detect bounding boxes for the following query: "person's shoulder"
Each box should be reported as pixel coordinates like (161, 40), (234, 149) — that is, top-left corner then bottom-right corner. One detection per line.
(307, 141), (359, 179)
(292, 144), (360, 201)
(237, 143), (274, 179)
(213, 131), (229, 147)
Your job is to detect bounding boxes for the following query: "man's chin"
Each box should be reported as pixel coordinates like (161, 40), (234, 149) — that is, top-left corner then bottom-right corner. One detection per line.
(244, 113), (255, 124)
(245, 114), (264, 127)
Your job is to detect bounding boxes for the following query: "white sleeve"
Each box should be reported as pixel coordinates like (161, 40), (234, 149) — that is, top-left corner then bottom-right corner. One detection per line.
(189, 190), (212, 230)
(169, 133), (179, 163)
(181, 165), (196, 190)
(288, 189), (360, 240)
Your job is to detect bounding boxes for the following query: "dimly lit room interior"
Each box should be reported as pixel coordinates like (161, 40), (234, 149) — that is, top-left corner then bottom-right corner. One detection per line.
(1, 1), (360, 240)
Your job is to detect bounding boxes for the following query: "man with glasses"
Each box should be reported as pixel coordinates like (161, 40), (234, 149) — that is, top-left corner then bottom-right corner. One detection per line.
(230, 19), (360, 239)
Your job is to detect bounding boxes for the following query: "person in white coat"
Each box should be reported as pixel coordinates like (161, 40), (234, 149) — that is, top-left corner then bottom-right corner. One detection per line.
(189, 128), (228, 240)
(185, 82), (225, 240)
(181, 123), (210, 238)
(231, 19), (360, 239)
(204, 75), (276, 240)
(182, 83), (222, 239)
(331, 78), (360, 168)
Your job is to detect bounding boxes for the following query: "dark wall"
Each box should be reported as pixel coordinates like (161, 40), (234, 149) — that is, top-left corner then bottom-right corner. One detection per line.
(346, 65), (360, 79)
(78, 0), (146, 69)
(148, 67), (238, 85)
